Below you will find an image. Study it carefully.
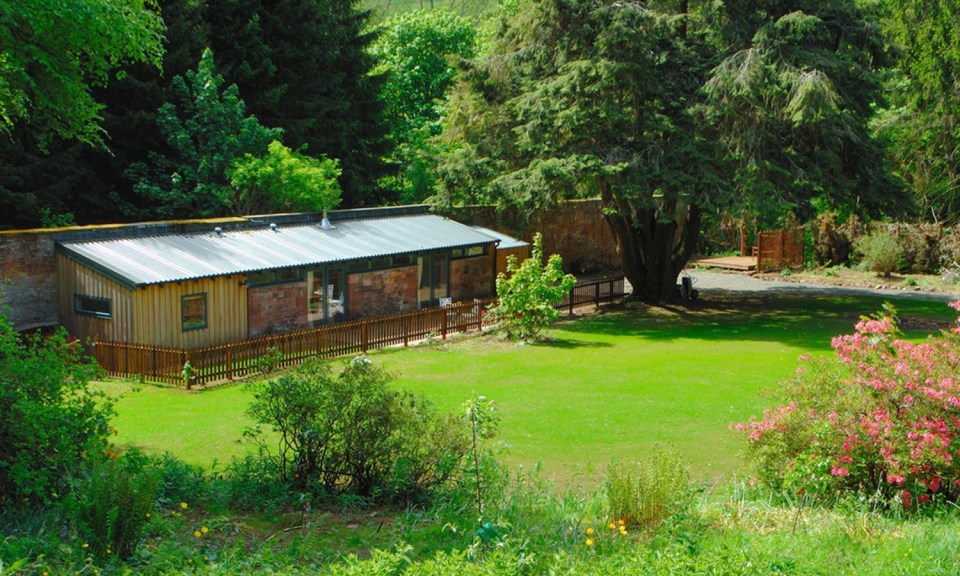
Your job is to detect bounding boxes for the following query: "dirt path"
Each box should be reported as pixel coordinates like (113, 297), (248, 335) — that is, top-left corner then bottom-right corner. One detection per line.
(683, 269), (960, 302)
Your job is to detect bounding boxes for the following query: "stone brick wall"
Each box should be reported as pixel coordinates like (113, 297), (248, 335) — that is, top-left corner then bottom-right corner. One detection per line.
(247, 282), (307, 337)
(0, 230), (59, 330)
(450, 253), (495, 301)
(347, 266), (418, 318)
(444, 198), (621, 275)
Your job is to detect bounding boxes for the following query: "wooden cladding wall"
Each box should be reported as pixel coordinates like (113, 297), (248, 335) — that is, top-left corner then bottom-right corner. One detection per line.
(131, 275), (248, 348)
(58, 254), (249, 348)
(58, 254), (135, 342)
(756, 227), (805, 272)
(496, 246), (531, 277)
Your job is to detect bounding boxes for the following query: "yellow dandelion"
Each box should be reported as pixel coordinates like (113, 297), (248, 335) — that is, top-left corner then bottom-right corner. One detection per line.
(608, 522), (616, 530)
(201, 526), (209, 534)
(586, 537), (595, 546)
(194, 530), (202, 538)
(586, 527), (594, 535)
(618, 519), (625, 526)
(82, 543), (89, 549)
(619, 526), (628, 535)
(180, 502), (189, 510)
(145, 512), (151, 518)
(106, 548), (112, 554)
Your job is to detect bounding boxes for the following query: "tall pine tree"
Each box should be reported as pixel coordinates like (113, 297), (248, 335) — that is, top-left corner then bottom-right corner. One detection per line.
(206, 0), (392, 205)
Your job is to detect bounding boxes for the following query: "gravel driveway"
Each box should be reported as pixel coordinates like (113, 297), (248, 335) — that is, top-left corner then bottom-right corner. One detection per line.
(681, 269), (960, 303)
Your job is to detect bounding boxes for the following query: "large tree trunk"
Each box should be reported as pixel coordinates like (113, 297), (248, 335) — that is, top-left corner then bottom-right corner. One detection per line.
(599, 177), (701, 303)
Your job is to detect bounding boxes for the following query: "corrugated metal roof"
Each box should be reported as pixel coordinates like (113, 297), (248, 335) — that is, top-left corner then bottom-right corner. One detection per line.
(469, 225), (529, 250)
(57, 214), (498, 287)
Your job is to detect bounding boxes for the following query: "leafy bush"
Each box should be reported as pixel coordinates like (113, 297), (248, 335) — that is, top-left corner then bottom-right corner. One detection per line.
(244, 356), (470, 501)
(0, 314), (110, 505)
(854, 230), (902, 276)
(605, 447), (692, 530)
(735, 303), (960, 509)
(69, 451), (159, 559)
(490, 232), (576, 340)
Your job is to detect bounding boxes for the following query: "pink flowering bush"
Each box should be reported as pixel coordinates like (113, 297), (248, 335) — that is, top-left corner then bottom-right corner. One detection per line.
(734, 302), (960, 509)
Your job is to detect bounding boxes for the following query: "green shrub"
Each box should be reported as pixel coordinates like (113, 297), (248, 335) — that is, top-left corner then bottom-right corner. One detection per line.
(0, 314), (110, 505)
(244, 356), (470, 501)
(490, 232), (576, 340)
(605, 446), (692, 530)
(854, 229), (902, 276)
(69, 451), (159, 560)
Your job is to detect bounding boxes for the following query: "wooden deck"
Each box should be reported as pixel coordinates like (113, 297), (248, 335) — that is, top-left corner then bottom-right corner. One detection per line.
(694, 256), (757, 271)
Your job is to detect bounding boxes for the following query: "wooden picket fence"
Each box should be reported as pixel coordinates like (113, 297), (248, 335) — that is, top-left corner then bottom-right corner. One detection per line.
(93, 276), (626, 387)
(756, 227), (805, 272)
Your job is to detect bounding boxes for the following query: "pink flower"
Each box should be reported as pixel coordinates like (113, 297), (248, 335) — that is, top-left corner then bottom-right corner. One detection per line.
(830, 467), (850, 477)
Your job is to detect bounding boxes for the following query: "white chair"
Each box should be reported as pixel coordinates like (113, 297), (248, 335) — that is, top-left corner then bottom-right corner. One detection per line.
(439, 297), (453, 308)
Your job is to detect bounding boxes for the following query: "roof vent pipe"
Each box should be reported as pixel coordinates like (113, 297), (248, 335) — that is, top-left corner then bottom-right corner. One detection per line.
(214, 227), (223, 236)
(321, 211), (332, 230)
(270, 223), (278, 232)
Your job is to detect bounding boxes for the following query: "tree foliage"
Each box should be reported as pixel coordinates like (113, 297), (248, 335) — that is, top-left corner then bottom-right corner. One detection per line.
(229, 140), (342, 215)
(0, 0), (164, 147)
(704, 0), (910, 222)
(206, 0), (391, 205)
(437, 0), (717, 301)
(128, 48), (281, 218)
(370, 10), (479, 202)
(873, 0), (960, 223)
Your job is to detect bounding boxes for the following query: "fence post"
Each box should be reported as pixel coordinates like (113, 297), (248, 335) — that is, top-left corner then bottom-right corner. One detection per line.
(595, 281), (601, 308)
(361, 322), (368, 353)
(442, 309), (448, 340)
(226, 348), (233, 380)
(569, 289), (574, 315)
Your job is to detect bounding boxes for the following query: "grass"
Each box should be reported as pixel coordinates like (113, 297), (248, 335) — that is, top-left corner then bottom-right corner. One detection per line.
(101, 292), (958, 483)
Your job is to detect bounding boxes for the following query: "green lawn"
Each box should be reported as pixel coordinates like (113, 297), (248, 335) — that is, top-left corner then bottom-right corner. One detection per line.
(102, 293), (957, 483)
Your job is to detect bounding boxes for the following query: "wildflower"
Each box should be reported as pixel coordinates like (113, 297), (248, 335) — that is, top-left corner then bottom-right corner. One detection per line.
(201, 526), (209, 534)
(608, 522), (616, 530)
(586, 527), (594, 535)
(145, 513), (151, 518)
(194, 530), (202, 538)
(82, 543), (89, 549)
(619, 526), (628, 535)
(180, 502), (189, 510)
(586, 538), (595, 546)
(617, 519), (625, 526)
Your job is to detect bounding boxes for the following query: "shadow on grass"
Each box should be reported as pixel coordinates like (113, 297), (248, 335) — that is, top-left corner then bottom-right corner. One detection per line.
(554, 293), (956, 351)
(531, 338), (614, 350)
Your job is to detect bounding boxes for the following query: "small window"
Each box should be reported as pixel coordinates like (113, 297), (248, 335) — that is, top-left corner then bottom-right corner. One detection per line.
(247, 268), (303, 287)
(181, 293), (207, 331)
(75, 295), (111, 319)
(452, 245), (487, 259)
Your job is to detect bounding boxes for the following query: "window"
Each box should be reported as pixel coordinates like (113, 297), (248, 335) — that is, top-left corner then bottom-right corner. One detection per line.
(451, 245), (487, 259)
(181, 293), (207, 331)
(75, 295), (111, 319)
(247, 268), (304, 287)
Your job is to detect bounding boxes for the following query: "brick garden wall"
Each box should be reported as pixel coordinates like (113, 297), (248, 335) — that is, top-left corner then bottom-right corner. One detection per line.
(443, 198), (620, 275)
(450, 252), (496, 301)
(247, 282), (307, 337)
(347, 266), (418, 318)
(0, 230), (60, 331)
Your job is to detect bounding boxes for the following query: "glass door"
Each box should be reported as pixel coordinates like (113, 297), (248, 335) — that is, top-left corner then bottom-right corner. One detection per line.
(308, 268), (345, 327)
(417, 253), (449, 307)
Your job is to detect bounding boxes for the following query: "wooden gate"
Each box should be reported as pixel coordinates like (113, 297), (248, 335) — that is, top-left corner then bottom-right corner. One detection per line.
(756, 227), (805, 272)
